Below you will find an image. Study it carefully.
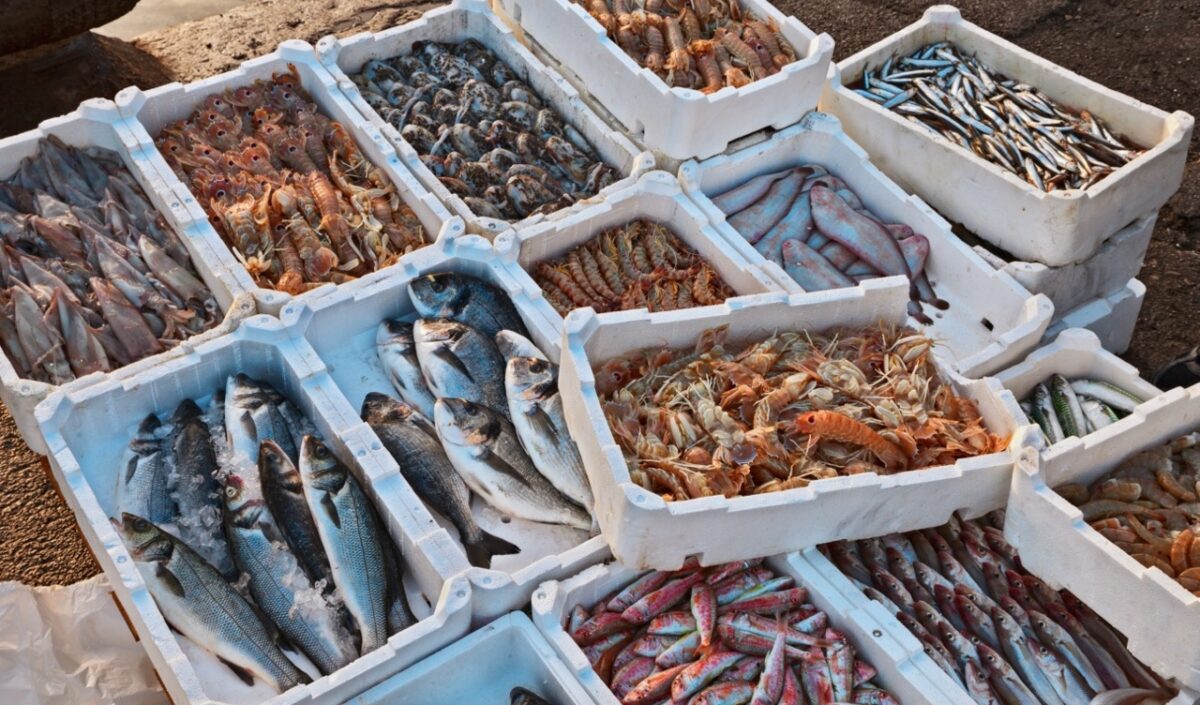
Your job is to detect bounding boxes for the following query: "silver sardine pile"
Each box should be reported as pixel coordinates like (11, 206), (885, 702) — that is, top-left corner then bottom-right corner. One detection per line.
(351, 40), (616, 222)
(362, 272), (595, 568)
(1020, 376), (1146, 445)
(0, 137), (220, 384)
(115, 374), (413, 693)
(568, 559), (900, 705)
(710, 164), (946, 322)
(824, 513), (1173, 705)
(852, 43), (1144, 192)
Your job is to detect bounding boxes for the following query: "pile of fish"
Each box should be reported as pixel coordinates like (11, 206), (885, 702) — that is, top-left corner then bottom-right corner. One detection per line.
(567, 559), (900, 705)
(1056, 432), (1200, 594)
(577, 0), (798, 92)
(1020, 376), (1146, 444)
(532, 219), (735, 316)
(115, 374), (413, 692)
(709, 165), (945, 323)
(597, 322), (1007, 500)
(362, 272), (595, 568)
(823, 513), (1173, 705)
(350, 40), (615, 221)
(155, 66), (427, 294)
(0, 137), (221, 383)
(851, 42), (1145, 192)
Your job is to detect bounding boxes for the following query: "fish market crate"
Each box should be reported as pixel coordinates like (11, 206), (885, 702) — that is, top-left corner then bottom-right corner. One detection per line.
(678, 112), (1053, 379)
(0, 99), (257, 455)
(493, 170), (785, 346)
(278, 234), (610, 626)
(531, 553), (954, 705)
(971, 211), (1156, 316)
(819, 5), (1194, 267)
(35, 314), (473, 705)
(559, 277), (1025, 569)
(114, 39), (455, 316)
(316, 0), (655, 240)
(347, 611), (600, 705)
(1003, 401), (1200, 691)
(491, 0), (834, 162)
(1043, 277), (1145, 355)
(994, 327), (1163, 450)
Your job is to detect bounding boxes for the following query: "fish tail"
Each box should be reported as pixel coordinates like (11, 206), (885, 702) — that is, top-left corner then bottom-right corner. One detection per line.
(465, 529), (520, 568)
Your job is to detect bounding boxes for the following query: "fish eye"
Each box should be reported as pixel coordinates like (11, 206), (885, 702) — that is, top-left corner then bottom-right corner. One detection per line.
(134, 518), (149, 531)
(529, 360), (546, 373)
(429, 277), (445, 292)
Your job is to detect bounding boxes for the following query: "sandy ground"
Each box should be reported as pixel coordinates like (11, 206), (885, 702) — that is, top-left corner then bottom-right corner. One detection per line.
(0, 0), (1196, 584)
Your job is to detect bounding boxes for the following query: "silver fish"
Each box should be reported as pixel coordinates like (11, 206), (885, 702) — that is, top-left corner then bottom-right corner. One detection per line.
(414, 318), (509, 416)
(506, 355), (592, 512)
(495, 329), (547, 362)
(434, 397), (591, 530)
(376, 319), (437, 420)
(169, 398), (236, 580)
(117, 514), (309, 691)
(118, 413), (177, 524)
(259, 440), (334, 592)
(408, 272), (528, 342)
(225, 374), (298, 464)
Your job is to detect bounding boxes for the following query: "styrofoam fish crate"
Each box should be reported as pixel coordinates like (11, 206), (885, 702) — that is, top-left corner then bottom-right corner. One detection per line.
(1003, 400), (1200, 691)
(1042, 277), (1145, 355)
(36, 314), (473, 705)
(0, 98), (257, 455)
(972, 211), (1156, 315)
(558, 277), (1026, 569)
(493, 170), (786, 346)
(678, 111), (1053, 379)
(819, 4), (1194, 267)
(279, 234), (610, 626)
(114, 39), (455, 317)
(531, 552), (955, 705)
(491, 0), (834, 162)
(994, 327), (1163, 450)
(348, 611), (601, 705)
(316, 0), (655, 240)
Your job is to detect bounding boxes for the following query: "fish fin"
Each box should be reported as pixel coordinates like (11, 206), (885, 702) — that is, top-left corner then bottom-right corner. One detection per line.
(479, 449), (528, 484)
(155, 564), (185, 598)
(464, 529), (520, 568)
(432, 346), (474, 382)
(320, 491), (341, 529)
(125, 456), (139, 485)
(528, 405), (563, 448)
(218, 657), (256, 686)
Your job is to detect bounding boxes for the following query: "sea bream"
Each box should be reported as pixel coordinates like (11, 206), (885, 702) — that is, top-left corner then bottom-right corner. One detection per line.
(408, 272), (528, 342)
(361, 392), (518, 568)
(434, 397), (591, 530)
(413, 318), (509, 416)
(116, 514), (310, 691)
(375, 318), (437, 420)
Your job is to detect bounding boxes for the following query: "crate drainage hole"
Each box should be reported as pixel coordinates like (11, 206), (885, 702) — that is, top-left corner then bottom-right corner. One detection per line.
(501, 516), (512, 524)
(981, 318), (994, 331)
(872, 629), (882, 638)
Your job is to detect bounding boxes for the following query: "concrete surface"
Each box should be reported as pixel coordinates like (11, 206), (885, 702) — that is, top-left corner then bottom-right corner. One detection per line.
(97, 0), (253, 41)
(0, 0), (1196, 585)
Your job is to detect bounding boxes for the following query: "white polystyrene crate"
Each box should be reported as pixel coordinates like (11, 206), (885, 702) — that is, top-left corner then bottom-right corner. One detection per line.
(491, 0), (834, 162)
(994, 327), (1163, 451)
(114, 39), (455, 316)
(819, 5), (1193, 267)
(531, 553), (953, 705)
(316, 0), (655, 240)
(35, 315), (472, 705)
(1003, 403), (1200, 691)
(678, 112), (1053, 379)
(558, 277), (1025, 569)
(1042, 277), (1145, 355)
(0, 98), (257, 455)
(349, 611), (600, 705)
(493, 170), (786, 347)
(972, 211), (1156, 315)
(278, 234), (609, 626)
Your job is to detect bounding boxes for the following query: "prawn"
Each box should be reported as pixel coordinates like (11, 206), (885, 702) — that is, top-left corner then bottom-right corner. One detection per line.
(793, 410), (909, 470)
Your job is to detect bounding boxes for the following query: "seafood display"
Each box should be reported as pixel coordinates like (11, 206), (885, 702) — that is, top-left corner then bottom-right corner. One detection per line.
(1020, 377), (1146, 444)
(566, 559), (901, 705)
(350, 40), (616, 221)
(851, 43), (1145, 192)
(155, 67), (427, 294)
(114, 374), (414, 692)
(596, 323), (1007, 500)
(575, 0), (798, 92)
(709, 165), (945, 323)
(1055, 432), (1200, 594)
(531, 219), (735, 316)
(362, 272), (595, 568)
(822, 513), (1174, 705)
(0, 136), (221, 383)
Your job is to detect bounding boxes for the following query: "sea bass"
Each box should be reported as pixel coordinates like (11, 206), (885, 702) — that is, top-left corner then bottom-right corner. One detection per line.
(169, 398), (235, 580)
(375, 319), (437, 420)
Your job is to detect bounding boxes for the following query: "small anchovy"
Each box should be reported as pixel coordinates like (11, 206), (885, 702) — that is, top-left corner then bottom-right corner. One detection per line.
(853, 42), (1144, 191)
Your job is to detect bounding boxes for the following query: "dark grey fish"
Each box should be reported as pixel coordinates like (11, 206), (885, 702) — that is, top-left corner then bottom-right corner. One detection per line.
(413, 318), (509, 416)
(170, 398), (236, 580)
(259, 439), (334, 591)
(407, 271), (528, 342)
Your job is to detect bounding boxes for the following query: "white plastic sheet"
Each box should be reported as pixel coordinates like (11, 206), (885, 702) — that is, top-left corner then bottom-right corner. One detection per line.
(0, 575), (166, 705)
